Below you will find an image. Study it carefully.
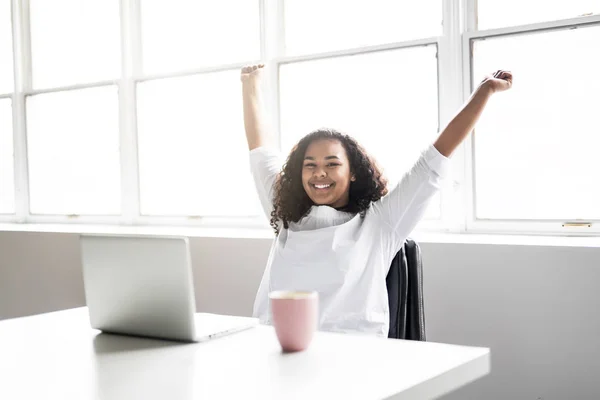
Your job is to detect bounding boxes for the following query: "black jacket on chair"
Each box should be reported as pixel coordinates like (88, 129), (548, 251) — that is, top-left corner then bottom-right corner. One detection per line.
(386, 238), (426, 341)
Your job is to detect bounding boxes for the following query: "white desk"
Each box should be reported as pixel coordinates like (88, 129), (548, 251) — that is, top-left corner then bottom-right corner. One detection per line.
(0, 308), (489, 400)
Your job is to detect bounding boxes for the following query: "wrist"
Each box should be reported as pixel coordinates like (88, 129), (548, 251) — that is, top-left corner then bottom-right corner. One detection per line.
(478, 80), (496, 95)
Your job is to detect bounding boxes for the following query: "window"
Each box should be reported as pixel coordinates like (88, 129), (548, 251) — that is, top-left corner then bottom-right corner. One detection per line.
(279, 46), (441, 219)
(280, 1), (442, 220)
(469, 1), (600, 231)
(477, 0), (599, 30)
(0, 0), (13, 94)
(0, 99), (14, 214)
(26, 87), (121, 215)
(2, 0), (599, 236)
(472, 27), (600, 221)
(29, 0), (120, 89)
(137, 71), (260, 216)
(284, 0), (442, 55)
(22, 0), (122, 217)
(0, 2), (14, 215)
(140, 0), (261, 75)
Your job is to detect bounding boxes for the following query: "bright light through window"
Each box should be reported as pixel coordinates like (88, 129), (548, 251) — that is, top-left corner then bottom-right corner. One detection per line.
(0, 0), (13, 94)
(29, 0), (120, 89)
(477, 0), (599, 30)
(0, 98), (14, 213)
(137, 70), (261, 217)
(285, 0), (442, 55)
(141, 0), (261, 75)
(472, 27), (600, 220)
(27, 87), (121, 215)
(280, 46), (441, 219)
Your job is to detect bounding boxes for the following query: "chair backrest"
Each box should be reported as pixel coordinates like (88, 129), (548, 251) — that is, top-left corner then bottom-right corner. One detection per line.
(386, 238), (426, 341)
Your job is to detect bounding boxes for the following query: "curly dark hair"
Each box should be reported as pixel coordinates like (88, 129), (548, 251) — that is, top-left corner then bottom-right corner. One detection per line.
(270, 128), (388, 235)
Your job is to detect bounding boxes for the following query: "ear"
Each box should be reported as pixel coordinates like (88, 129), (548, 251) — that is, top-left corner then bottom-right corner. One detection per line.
(351, 175), (356, 182)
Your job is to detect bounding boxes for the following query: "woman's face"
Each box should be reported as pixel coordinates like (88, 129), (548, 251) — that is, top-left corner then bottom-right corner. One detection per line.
(301, 139), (355, 209)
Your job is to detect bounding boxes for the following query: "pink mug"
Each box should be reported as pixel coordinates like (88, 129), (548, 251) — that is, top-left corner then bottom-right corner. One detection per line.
(269, 291), (318, 352)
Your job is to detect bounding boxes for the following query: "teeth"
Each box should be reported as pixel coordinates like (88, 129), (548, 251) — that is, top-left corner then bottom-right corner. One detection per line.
(314, 184), (331, 189)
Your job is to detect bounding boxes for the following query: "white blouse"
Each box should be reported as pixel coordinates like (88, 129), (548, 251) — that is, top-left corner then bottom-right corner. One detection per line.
(249, 144), (450, 337)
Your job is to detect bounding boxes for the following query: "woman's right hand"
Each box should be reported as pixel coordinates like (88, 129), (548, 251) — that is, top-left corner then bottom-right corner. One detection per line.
(240, 64), (265, 84)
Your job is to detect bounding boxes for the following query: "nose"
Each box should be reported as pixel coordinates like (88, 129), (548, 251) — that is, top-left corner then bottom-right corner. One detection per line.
(313, 167), (326, 178)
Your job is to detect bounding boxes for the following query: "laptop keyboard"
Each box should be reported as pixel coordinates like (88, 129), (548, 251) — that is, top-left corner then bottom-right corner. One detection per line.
(194, 313), (256, 339)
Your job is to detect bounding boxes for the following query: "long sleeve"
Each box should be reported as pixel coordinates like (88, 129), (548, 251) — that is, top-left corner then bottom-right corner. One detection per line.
(249, 147), (284, 221)
(371, 144), (451, 253)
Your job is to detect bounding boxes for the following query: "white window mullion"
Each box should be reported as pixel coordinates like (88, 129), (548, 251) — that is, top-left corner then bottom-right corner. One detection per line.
(12, 0), (32, 223)
(276, 37), (438, 65)
(262, 0), (283, 150)
(436, 0), (468, 233)
(118, 0), (141, 225)
(462, 0), (478, 233)
(470, 13), (600, 39)
(25, 80), (118, 96)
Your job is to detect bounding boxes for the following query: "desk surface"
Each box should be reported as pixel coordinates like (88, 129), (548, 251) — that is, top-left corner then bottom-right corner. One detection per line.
(0, 308), (489, 400)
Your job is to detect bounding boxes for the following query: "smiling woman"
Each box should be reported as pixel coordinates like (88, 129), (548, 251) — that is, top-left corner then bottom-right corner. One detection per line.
(240, 64), (512, 337)
(302, 138), (362, 208)
(272, 129), (388, 235)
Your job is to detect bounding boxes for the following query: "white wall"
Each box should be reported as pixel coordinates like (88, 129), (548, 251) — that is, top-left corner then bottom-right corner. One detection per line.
(1, 231), (599, 399)
(422, 242), (600, 400)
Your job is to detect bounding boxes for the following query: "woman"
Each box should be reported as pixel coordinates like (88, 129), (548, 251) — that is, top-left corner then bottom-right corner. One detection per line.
(241, 64), (512, 336)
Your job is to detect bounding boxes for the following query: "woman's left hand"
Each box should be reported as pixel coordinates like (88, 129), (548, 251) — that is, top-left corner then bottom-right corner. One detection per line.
(481, 70), (513, 93)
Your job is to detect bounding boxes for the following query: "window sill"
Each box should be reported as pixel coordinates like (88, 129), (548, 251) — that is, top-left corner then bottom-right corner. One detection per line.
(412, 231), (600, 248)
(1, 223), (599, 248)
(0, 223), (275, 239)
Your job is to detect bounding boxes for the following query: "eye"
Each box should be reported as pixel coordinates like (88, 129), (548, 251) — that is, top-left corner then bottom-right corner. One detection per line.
(303, 163), (316, 168)
(327, 163), (341, 168)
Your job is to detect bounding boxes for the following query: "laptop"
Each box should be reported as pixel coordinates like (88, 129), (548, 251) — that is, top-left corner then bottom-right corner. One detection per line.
(80, 234), (258, 342)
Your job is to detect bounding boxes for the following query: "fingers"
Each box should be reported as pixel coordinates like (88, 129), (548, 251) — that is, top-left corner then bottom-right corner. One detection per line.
(492, 69), (513, 88)
(494, 69), (512, 80)
(241, 64), (265, 74)
(240, 64), (265, 83)
(501, 71), (513, 87)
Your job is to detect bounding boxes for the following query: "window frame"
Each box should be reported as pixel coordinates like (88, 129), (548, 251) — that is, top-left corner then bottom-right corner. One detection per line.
(463, 0), (600, 235)
(0, 0), (598, 237)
